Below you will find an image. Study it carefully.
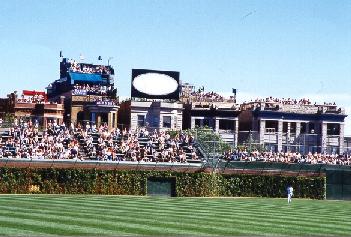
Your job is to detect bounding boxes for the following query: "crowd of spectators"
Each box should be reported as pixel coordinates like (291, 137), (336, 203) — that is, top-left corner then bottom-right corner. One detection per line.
(241, 97), (340, 111)
(67, 59), (112, 75)
(82, 126), (198, 162)
(0, 119), (78, 160)
(17, 94), (46, 104)
(249, 97), (313, 105)
(323, 102), (337, 106)
(72, 84), (114, 96)
(0, 120), (200, 163)
(189, 91), (226, 102)
(224, 149), (351, 166)
(1, 119), (349, 166)
(95, 99), (118, 106)
(248, 97), (337, 107)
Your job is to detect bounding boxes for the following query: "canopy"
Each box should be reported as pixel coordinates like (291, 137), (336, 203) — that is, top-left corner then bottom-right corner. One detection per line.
(69, 72), (103, 84)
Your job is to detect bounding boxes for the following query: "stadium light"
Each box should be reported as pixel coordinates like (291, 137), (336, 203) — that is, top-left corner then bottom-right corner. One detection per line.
(79, 53), (85, 61)
(108, 57), (113, 66)
(232, 88), (237, 103)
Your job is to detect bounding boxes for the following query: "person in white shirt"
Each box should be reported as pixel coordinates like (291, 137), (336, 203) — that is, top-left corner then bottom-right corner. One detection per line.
(287, 186), (294, 203)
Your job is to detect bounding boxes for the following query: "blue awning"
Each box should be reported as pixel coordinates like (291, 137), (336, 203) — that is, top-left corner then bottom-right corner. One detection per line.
(69, 72), (103, 84)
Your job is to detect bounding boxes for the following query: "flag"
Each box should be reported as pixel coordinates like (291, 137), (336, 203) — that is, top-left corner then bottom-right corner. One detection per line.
(232, 88), (237, 94)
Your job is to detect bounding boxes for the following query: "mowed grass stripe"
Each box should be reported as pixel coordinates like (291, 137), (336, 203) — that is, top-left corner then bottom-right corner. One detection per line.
(1, 197), (285, 236)
(3, 196), (351, 235)
(3, 195), (351, 229)
(1, 195), (332, 218)
(0, 209), (213, 236)
(0, 226), (53, 236)
(0, 210), (137, 236)
(0, 203), (220, 236)
(21, 195), (350, 220)
(3, 200), (228, 237)
(9, 195), (350, 231)
(0, 217), (103, 236)
(0, 203), (246, 236)
(4, 202), (322, 237)
(0, 195), (350, 236)
(0, 205), (346, 236)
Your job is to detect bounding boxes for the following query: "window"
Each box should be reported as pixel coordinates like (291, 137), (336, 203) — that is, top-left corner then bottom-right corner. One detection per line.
(203, 119), (211, 127)
(153, 117), (159, 127)
(90, 112), (96, 123)
(137, 115), (145, 127)
(265, 128), (275, 133)
(101, 113), (108, 123)
(327, 123), (340, 135)
(290, 122), (296, 134)
(163, 116), (171, 128)
(283, 122), (288, 133)
(195, 119), (201, 127)
(266, 121), (278, 130)
(308, 122), (315, 134)
(219, 119), (234, 130)
(300, 123), (306, 133)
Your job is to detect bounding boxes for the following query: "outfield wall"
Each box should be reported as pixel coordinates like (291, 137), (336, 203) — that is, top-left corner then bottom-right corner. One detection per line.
(0, 160), (325, 199)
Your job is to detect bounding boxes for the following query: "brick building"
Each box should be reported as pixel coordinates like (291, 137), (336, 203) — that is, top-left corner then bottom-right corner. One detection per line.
(239, 100), (347, 154)
(47, 58), (119, 129)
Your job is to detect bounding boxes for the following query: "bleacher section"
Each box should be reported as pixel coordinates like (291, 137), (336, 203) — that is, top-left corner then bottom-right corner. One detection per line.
(0, 124), (204, 164)
(78, 130), (204, 163)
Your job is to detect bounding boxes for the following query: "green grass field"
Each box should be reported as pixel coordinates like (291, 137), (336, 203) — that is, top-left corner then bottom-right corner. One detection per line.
(0, 195), (350, 236)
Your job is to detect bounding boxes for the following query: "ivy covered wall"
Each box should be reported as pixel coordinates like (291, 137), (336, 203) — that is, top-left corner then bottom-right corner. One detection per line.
(0, 168), (325, 199)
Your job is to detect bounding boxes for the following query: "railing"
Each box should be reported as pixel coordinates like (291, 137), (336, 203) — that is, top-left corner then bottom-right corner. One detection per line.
(0, 157), (203, 169)
(219, 160), (351, 173)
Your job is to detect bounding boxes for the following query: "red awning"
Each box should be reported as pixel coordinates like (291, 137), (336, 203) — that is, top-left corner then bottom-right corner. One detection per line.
(22, 90), (46, 96)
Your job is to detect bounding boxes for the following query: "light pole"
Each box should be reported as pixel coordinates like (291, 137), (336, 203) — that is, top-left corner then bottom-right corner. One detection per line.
(248, 130), (252, 152)
(108, 57), (113, 66)
(232, 88), (237, 103)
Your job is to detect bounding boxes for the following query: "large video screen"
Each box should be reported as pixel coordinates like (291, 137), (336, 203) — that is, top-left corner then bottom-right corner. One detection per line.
(131, 69), (180, 100)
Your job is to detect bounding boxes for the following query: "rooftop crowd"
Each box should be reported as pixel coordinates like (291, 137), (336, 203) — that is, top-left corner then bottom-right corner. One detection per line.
(190, 91), (224, 102)
(187, 91), (234, 103)
(250, 97), (313, 105)
(247, 97), (337, 107)
(67, 59), (113, 75)
(0, 119), (199, 163)
(17, 94), (46, 104)
(72, 84), (114, 96)
(224, 149), (351, 166)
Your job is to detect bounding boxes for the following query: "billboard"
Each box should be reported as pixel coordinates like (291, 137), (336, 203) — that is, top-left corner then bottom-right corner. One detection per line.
(131, 69), (180, 100)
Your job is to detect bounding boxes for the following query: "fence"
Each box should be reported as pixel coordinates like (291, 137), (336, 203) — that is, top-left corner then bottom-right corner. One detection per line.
(0, 158), (203, 170)
(216, 130), (345, 155)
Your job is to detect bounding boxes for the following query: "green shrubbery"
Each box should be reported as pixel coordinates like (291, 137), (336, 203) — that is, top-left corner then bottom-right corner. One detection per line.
(0, 167), (325, 199)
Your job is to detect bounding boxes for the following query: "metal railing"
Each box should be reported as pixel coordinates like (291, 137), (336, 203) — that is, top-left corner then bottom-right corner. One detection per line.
(0, 157), (203, 169)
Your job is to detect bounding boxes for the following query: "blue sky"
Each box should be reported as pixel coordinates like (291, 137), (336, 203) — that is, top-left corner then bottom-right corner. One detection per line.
(0, 0), (350, 133)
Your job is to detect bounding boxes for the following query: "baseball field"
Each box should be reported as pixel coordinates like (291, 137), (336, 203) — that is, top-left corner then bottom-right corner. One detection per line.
(0, 195), (350, 236)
